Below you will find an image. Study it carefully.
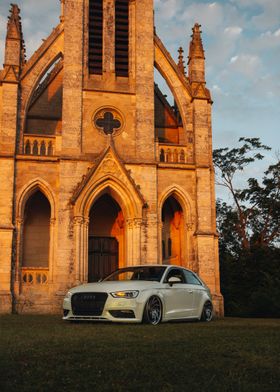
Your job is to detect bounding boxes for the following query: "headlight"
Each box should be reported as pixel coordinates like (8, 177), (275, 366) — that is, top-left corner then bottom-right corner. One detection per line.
(110, 290), (139, 299)
(65, 291), (72, 299)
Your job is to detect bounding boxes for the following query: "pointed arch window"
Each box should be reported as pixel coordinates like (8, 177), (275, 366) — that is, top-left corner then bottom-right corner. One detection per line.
(89, 0), (103, 75)
(25, 55), (63, 136)
(162, 196), (183, 264)
(22, 191), (50, 268)
(115, 0), (129, 77)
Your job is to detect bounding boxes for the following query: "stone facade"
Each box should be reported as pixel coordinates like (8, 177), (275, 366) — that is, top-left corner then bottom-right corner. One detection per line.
(0, 1), (223, 315)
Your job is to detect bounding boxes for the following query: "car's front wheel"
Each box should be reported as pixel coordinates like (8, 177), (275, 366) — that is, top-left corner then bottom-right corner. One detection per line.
(143, 296), (162, 325)
(200, 302), (213, 322)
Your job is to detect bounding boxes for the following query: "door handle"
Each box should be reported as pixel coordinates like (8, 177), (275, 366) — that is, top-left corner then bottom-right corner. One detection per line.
(188, 290), (193, 294)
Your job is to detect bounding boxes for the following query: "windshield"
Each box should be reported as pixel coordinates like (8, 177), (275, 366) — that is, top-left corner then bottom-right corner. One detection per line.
(103, 266), (167, 282)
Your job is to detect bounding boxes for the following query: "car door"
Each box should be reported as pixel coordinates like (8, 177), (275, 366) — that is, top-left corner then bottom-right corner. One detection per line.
(183, 269), (205, 317)
(163, 268), (194, 319)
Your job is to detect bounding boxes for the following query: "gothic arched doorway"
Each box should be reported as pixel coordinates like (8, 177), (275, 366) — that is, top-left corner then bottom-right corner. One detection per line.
(161, 195), (184, 265)
(88, 193), (124, 281)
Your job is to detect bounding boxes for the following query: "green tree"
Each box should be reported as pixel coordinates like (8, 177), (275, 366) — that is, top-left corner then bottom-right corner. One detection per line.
(214, 138), (280, 317)
(214, 138), (279, 250)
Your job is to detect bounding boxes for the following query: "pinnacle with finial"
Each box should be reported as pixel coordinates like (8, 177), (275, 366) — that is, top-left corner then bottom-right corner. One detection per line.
(188, 23), (205, 61)
(7, 4), (21, 39)
(177, 47), (186, 75)
(6, 4), (26, 63)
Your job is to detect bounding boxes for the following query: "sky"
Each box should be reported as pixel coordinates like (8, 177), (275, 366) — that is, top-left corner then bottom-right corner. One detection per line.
(0, 0), (279, 197)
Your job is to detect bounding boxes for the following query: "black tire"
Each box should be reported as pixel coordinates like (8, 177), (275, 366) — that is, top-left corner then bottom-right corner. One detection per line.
(200, 302), (213, 322)
(143, 296), (162, 325)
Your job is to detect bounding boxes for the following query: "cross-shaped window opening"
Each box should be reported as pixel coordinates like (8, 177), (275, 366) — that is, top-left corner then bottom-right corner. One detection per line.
(96, 112), (121, 135)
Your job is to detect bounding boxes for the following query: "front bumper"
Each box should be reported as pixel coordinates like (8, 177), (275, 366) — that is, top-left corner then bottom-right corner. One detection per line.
(62, 294), (144, 323)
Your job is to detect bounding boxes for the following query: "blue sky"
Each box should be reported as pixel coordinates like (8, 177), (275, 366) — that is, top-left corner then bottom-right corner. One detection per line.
(0, 0), (279, 197)
(154, 0), (280, 152)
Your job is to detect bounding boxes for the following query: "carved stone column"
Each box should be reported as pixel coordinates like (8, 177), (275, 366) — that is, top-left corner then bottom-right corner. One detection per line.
(14, 217), (23, 296)
(73, 216), (84, 284)
(82, 218), (89, 282)
(48, 218), (56, 284)
(126, 218), (133, 265)
(158, 221), (163, 264)
(126, 218), (142, 265)
(132, 218), (142, 265)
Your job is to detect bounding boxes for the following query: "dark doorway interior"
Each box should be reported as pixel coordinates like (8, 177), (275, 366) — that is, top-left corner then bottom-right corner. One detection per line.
(88, 193), (123, 282)
(88, 236), (118, 282)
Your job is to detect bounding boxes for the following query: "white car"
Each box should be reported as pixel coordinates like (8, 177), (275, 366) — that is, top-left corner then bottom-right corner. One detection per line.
(63, 265), (213, 325)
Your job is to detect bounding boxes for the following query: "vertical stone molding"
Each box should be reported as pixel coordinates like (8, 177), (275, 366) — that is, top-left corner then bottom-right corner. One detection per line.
(157, 222), (163, 264)
(135, 0), (154, 161)
(82, 218), (89, 282)
(0, 226), (14, 313)
(14, 218), (23, 296)
(132, 218), (142, 265)
(103, 0), (115, 74)
(73, 216), (85, 284)
(62, 0), (84, 154)
(129, 0), (136, 79)
(48, 218), (56, 284)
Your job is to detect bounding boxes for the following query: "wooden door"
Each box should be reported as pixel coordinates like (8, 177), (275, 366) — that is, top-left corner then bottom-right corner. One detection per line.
(88, 236), (119, 282)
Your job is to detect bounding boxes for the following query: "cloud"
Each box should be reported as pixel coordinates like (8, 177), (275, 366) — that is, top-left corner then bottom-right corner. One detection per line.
(224, 26), (243, 36)
(229, 54), (262, 77)
(258, 28), (280, 47)
(155, 0), (183, 20)
(180, 2), (225, 34)
(233, 0), (280, 30)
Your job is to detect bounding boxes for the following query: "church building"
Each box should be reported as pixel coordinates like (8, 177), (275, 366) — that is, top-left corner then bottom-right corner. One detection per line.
(0, 0), (223, 315)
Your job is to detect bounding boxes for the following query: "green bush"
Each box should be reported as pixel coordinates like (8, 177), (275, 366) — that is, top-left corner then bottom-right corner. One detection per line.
(220, 247), (280, 317)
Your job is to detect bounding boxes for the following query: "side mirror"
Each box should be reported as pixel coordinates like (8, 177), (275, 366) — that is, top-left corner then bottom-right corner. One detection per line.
(168, 276), (181, 286)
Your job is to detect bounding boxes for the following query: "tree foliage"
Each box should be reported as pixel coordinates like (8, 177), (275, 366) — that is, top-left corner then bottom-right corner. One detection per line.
(214, 138), (280, 317)
(214, 138), (280, 250)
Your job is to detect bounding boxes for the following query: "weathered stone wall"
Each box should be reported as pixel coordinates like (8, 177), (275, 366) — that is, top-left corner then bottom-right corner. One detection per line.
(82, 91), (137, 160)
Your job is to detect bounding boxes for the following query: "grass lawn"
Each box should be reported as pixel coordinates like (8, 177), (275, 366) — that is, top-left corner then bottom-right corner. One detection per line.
(0, 316), (279, 392)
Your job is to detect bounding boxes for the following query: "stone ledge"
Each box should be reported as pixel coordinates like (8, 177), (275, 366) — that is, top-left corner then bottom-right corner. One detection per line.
(0, 225), (15, 231)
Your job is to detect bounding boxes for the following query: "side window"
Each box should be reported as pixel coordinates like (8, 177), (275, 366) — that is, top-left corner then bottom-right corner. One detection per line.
(183, 270), (202, 285)
(165, 268), (186, 283)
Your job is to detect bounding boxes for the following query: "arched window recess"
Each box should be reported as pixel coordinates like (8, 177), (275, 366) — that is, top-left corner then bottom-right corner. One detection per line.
(154, 68), (182, 145)
(24, 54), (63, 151)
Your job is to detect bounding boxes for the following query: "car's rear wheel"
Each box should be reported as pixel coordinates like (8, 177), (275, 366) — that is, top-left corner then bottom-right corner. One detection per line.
(143, 296), (162, 325)
(200, 302), (213, 322)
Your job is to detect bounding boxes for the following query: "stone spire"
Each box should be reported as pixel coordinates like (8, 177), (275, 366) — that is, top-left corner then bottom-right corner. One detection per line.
(188, 23), (205, 83)
(4, 4), (26, 75)
(177, 47), (186, 75)
(188, 23), (205, 60)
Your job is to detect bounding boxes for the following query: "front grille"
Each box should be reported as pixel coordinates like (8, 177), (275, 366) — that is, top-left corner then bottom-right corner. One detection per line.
(71, 292), (108, 316)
